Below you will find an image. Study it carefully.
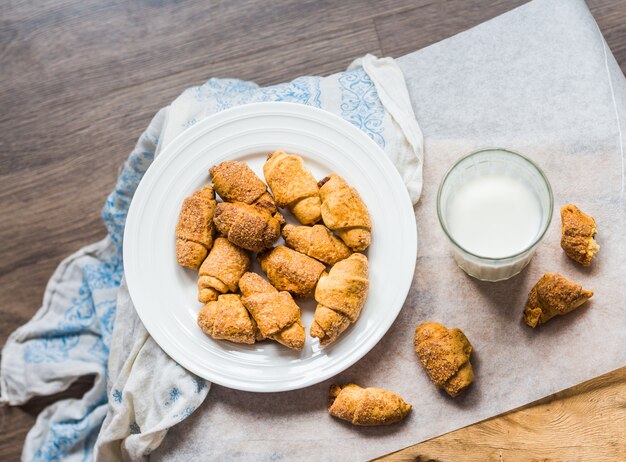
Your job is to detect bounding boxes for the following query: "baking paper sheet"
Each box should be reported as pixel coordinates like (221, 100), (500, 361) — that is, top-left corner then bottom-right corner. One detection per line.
(153, 0), (626, 459)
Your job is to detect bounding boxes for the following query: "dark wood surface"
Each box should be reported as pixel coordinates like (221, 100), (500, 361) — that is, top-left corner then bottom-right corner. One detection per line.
(1, 1), (625, 460)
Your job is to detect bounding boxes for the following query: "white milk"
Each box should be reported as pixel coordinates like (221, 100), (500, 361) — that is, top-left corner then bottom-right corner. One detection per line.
(446, 174), (542, 258)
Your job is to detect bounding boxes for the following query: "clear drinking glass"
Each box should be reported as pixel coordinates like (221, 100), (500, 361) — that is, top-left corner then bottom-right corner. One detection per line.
(437, 148), (553, 282)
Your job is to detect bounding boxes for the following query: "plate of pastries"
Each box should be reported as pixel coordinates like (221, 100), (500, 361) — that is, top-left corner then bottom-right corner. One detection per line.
(124, 102), (417, 391)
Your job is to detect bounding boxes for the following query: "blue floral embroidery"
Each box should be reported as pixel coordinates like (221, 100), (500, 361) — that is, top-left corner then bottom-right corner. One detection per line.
(338, 68), (386, 148)
(59, 287), (95, 329)
(165, 387), (181, 406)
(129, 422), (141, 435)
(193, 78), (259, 102)
(88, 337), (109, 364)
(82, 427), (99, 462)
(102, 134), (158, 251)
(112, 389), (122, 403)
(214, 76), (322, 111)
(24, 334), (81, 363)
(182, 77), (322, 132)
(33, 416), (91, 462)
(97, 300), (117, 340)
(82, 257), (123, 291)
(170, 387), (181, 402)
(24, 260), (122, 365)
(173, 406), (195, 421)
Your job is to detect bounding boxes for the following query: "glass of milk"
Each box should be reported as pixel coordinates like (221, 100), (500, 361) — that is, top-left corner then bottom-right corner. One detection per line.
(437, 148), (553, 281)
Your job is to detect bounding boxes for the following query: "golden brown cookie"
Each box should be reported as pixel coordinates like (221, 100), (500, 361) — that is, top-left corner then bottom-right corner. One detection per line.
(175, 185), (216, 269)
(310, 253), (369, 346)
(328, 384), (411, 426)
(257, 246), (325, 297)
(414, 322), (474, 397)
(197, 237), (250, 303)
(560, 204), (599, 266)
(239, 272), (305, 350)
(197, 294), (260, 344)
(319, 174), (371, 251)
(282, 224), (351, 265)
(213, 202), (281, 252)
(523, 273), (593, 327)
(263, 151), (321, 225)
(209, 160), (280, 215)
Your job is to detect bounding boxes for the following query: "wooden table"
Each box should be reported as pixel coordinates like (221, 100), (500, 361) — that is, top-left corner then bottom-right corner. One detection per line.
(1, 1), (625, 460)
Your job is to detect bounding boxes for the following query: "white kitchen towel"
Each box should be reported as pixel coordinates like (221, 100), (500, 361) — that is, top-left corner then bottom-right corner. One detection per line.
(0, 55), (422, 461)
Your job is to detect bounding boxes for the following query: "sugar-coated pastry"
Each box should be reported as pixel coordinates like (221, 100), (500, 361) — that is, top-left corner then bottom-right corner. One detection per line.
(318, 174), (371, 251)
(257, 246), (325, 297)
(310, 253), (369, 346)
(197, 237), (250, 303)
(197, 294), (260, 344)
(282, 224), (351, 265)
(523, 273), (593, 328)
(253, 191), (280, 215)
(239, 272), (305, 350)
(213, 202), (281, 252)
(328, 384), (411, 426)
(560, 204), (599, 266)
(209, 160), (278, 213)
(210, 161), (267, 203)
(414, 322), (474, 397)
(175, 185), (217, 269)
(263, 151), (321, 225)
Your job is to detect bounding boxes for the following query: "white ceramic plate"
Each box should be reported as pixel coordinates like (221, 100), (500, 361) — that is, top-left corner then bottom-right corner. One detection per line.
(124, 102), (417, 392)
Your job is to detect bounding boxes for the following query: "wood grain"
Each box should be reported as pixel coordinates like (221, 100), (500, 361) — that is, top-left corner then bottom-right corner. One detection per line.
(1, 0), (625, 460)
(377, 366), (626, 462)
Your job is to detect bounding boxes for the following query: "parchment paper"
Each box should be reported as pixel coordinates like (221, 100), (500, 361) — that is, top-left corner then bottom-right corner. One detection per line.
(153, 0), (626, 460)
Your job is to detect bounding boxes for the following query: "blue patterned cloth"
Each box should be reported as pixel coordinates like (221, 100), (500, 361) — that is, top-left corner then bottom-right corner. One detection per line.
(0, 55), (422, 461)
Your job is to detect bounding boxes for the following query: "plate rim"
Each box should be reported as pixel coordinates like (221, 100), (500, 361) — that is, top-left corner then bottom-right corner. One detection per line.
(123, 101), (418, 392)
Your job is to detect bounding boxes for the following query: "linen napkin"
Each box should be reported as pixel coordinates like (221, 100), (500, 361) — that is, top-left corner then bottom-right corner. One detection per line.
(0, 55), (422, 461)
